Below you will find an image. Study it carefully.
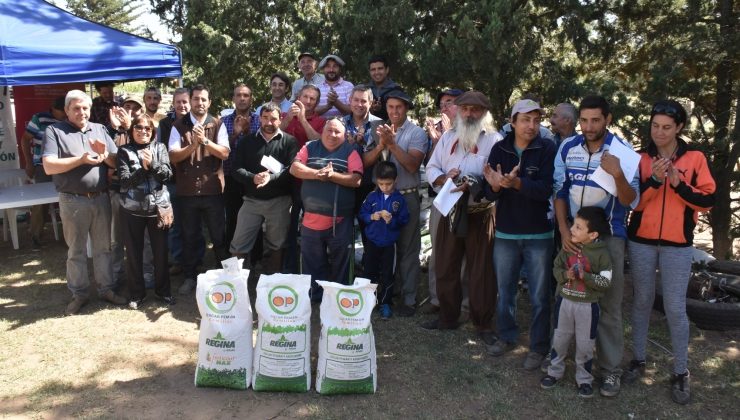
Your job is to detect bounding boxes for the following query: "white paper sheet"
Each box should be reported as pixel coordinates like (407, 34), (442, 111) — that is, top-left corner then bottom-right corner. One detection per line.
(260, 155), (283, 174)
(432, 178), (464, 217)
(590, 139), (640, 196)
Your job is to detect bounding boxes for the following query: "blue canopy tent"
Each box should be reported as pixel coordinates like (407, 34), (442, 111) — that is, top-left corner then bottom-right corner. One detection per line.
(0, 0), (181, 86)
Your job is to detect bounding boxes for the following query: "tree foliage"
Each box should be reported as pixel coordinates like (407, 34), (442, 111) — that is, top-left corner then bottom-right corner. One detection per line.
(150, 0), (738, 257)
(65, 0), (145, 34)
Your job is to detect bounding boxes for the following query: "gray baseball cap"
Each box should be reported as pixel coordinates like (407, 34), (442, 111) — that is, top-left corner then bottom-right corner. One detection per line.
(511, 99), (544, 119)
(319, 54), (345, 68)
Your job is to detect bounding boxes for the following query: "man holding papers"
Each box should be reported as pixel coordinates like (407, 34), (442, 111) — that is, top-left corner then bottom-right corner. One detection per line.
(553, 95), (640, 398)
(422, 91), (502, 346)
(230, 103), (298, 274)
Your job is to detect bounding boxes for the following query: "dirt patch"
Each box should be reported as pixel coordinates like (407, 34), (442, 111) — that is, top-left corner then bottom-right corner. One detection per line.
(0, 233), (738, 419)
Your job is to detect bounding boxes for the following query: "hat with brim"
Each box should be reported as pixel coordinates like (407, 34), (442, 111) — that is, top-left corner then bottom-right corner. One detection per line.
(385, 90), (414, 110)
(122, 95), (144, 109)
(298, 52), (318, 61)
(435, 88), (464, 109)
(511, 99), (544, 120)
(454, 91), (491, 109)
(319, 54), (346, 68)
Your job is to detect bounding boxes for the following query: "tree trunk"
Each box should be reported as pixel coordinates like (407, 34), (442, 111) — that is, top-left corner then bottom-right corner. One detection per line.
(709, 0), (737, 260)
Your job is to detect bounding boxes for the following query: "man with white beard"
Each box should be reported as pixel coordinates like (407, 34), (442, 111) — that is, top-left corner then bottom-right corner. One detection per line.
(422, 91), (501, 346)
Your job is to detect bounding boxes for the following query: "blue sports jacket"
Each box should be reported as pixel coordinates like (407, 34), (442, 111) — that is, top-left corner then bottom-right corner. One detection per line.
(359, 189), (410, 247)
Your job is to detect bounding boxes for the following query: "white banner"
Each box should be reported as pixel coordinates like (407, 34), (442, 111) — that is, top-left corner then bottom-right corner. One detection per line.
(0, 88), (20, 169)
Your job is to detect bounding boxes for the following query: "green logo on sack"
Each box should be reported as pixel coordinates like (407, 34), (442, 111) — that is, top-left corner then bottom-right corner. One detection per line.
(206, 332), (236, 348)
(206, 282), (237, 314)
(268, 286), (298, 315)
(337, 337), (363, 351)
(337, 289), (363, 316)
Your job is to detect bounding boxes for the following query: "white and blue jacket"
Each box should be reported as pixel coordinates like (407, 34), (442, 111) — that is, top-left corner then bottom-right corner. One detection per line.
(553, 132), (640, 239)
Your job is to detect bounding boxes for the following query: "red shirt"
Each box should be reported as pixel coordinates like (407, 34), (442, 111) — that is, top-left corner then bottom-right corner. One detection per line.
(282, 113), (326, 148)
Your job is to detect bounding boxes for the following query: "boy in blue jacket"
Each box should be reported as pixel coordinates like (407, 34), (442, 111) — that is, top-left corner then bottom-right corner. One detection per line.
(359, 161), (410, 319)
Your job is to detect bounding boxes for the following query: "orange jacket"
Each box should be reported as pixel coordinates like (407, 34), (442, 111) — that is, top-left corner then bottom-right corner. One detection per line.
(627, 139), (715, 247)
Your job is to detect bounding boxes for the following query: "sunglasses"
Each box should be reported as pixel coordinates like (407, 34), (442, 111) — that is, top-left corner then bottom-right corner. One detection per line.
(651, 103), (681, 119)
(134, 125), (153, 132)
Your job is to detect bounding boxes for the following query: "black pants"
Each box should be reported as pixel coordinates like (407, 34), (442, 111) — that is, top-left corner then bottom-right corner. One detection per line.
(180, 195), (228, 279)
(224, 175), (242, 249)
(364, 240), (395, 305)
(121, 209), (170, 300)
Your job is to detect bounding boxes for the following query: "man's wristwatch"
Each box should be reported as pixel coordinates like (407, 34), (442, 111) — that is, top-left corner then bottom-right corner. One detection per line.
(202, 139), (210, 146)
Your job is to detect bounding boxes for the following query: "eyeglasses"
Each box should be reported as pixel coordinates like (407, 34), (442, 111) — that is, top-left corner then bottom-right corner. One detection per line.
(134, 125), (153, 132)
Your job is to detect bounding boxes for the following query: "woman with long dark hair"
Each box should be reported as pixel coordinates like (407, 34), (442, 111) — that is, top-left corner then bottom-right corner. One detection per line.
(624, 100), (715, 404)
(117, 114), (175, 308)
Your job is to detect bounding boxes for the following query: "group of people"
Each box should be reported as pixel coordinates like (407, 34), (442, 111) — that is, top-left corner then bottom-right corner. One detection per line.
(25, 51), (716, 405)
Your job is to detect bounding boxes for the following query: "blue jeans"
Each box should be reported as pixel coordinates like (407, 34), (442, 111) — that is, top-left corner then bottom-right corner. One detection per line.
(300, 217), (353, 300)
(494, 237), (553, 354)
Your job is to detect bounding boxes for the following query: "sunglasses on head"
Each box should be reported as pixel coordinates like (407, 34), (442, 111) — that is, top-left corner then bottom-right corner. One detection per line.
(652, 103), (680, 118)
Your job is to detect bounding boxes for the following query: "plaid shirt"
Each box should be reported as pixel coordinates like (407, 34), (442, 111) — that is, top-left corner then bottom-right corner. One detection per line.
(26, 112), (60, 166)
(318, 77), (354, 118)
(220, 111), (260, 175)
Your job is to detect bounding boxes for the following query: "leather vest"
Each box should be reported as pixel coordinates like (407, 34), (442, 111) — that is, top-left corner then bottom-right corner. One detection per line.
(172, 114), (224, 196)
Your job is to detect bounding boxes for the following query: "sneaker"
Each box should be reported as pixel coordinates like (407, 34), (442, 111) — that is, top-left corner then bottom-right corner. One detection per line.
(540, 375), (558, 389)
(578, 383), (594, 398)
(670, 370), (690, 405)
(478, 331), (497, 346)
(540, 355), (551, 373)
(155, 294), (176, 305)
(129, 297), (145, 310)
(100, 289), (127, 305)
(622, 359), (646, 384)
(600, 373), (621, 397)
(380, 304), (392, 320)
(420, 318), (458, 330)
(396, 305), (416, 317)
(487, 340), (516, 357)
(65, 296), (88, 315)
(178, 278), (196, 295)
(523, 352), (546, 371)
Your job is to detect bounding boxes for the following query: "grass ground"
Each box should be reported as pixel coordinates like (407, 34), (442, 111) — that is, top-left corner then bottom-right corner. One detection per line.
(0, 229), (738, 419)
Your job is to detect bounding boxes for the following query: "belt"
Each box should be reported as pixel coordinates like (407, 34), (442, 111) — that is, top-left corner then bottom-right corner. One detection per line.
(399, 187), (418, 195)
(62, 191), (104, 198)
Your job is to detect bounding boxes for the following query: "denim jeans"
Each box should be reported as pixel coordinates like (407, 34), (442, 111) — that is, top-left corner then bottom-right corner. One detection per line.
(494, 237), (554, 354)
(58, 192), (116, 298)
(301, 217), (353, 300)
